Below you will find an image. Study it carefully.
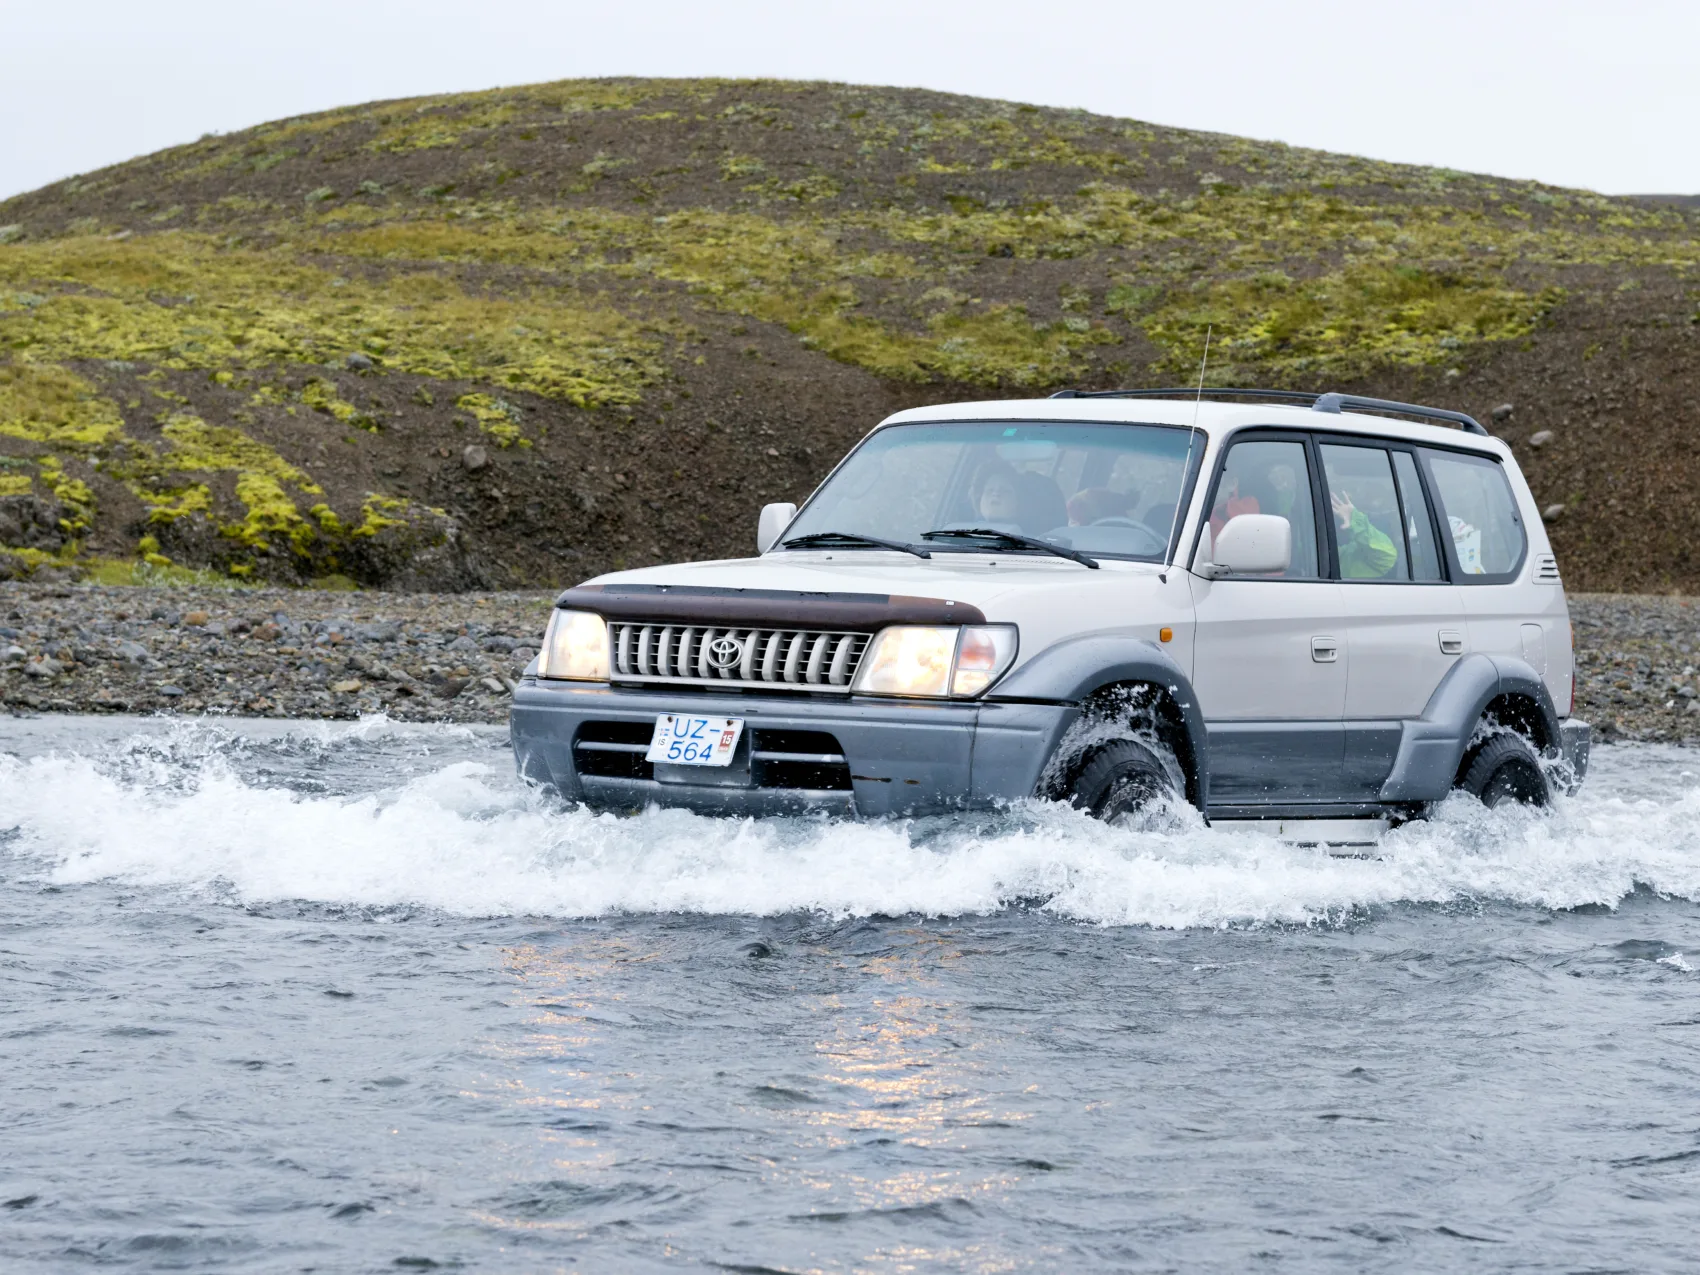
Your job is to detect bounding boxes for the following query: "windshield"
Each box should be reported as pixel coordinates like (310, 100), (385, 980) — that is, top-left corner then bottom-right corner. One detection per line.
(783, 420), (1202, 561)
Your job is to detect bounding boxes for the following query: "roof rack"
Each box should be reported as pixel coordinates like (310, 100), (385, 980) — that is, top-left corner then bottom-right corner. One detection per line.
(1048, 386), (1490, 436)
(1050, 387), (1321, 405)
(1310, 392), (1488, 436)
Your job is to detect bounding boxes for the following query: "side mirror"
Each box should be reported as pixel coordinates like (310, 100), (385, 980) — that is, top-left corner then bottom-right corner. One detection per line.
(1201, 514), (1290, 578)
(757, 502), (798, 554)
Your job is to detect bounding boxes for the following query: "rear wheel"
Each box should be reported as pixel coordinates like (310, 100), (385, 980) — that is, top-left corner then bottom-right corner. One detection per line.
(1459, 732), (1550, 809)
(1067, 740), (1176, 822)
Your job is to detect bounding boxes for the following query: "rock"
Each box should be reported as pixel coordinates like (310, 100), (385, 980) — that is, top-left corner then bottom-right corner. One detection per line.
(1, 644), (25, 665)
(113, 640), (150, 663)
(24, 658), (63, 678)
(330, 679), (363, 694)
(184, 610), (210, 626)
(1542, 504), (1566, 522)
(339, 503), (487, 591)
(482, 636), (517, 652)
(512, 646), (536, 665)
(435, 676), (471, 699)
(0, 224), (24, 244)
(1491, 403), (1515, 423)
(461, 445), (490, 473)
(158, 684), (186, 697)
(479, 676), (507, 695)
(345, 351), (374, 371)
(251, 622), (281, 642)
(1528, 430), (1555, 449)
(766, 447), (780, 457)
(0, 495), (67, 551)
(447, 635), (479, 652)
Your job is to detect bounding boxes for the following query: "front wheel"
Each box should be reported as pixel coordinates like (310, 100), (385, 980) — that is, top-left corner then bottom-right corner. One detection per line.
(1459, 732), (1550, 809)
(1067, 740), (1177, 822)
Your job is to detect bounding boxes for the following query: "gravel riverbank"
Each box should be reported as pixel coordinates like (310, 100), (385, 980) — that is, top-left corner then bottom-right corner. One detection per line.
(0, 582), (555, 723)
(2, 582), (1698, 742)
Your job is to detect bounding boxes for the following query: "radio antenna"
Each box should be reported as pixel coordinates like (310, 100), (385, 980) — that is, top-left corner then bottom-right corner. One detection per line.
(1159, 325), (1210, 578)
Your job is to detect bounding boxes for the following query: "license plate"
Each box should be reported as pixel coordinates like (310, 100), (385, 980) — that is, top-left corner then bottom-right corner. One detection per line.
(646, 714), (745, 766)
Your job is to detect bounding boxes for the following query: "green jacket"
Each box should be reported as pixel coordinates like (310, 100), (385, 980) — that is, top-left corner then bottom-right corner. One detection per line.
(1339, 509), (1398, 578)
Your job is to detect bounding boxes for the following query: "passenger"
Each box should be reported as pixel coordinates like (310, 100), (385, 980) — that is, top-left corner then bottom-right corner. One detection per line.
(1067, 487), (1129, 525)
(1265, 462), (1300, 519)
(970, 460), (1023, 527)
(1331, 487), (1398, 578)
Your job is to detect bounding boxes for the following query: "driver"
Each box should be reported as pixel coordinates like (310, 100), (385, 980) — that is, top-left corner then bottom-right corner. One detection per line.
(1209, 472), (1260, 537)
(1067, 487), (1129, 526)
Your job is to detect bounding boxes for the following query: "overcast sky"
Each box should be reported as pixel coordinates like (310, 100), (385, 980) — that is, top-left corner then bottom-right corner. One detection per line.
(4, 0), (1697, 201)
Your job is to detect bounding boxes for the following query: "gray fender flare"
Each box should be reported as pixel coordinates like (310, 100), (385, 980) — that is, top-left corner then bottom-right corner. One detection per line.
(1379, 653), (1564, 802)
(990, 636), (1209, 807)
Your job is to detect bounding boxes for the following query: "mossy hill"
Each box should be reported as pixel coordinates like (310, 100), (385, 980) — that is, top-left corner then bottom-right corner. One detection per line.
(1, 78), (1696, 591)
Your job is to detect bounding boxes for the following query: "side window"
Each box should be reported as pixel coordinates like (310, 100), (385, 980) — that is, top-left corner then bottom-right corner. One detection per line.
(1319, 444), (1405, 581)
(1423, 450), (1526, 580)
(1209, 439), (1320, 579)
(1391, 451), (1445, 581)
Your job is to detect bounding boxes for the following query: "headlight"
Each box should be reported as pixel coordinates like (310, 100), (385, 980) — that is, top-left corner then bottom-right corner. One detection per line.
(537, 609), (609, 681)
(852, 625), (1018, 699)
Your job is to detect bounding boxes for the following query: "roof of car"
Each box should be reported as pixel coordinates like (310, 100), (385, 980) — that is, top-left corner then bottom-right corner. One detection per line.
(877, 396), (1510, 458)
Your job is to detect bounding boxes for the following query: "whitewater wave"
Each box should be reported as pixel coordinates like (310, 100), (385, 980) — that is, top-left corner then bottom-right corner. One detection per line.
(2, 718), (1699, 928)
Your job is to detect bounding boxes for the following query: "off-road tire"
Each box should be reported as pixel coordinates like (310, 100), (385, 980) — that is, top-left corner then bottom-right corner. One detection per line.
(1067, 740), (1175, 821)
(1459, 732), (1550, 809)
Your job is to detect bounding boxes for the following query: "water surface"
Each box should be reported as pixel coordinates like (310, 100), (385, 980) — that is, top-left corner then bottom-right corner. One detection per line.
(2, 715), (1698, 1272)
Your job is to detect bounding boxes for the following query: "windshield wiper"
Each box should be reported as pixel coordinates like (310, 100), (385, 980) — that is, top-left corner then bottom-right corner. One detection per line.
(921, 527), (1099, 569)
(781, 530), (931, 559)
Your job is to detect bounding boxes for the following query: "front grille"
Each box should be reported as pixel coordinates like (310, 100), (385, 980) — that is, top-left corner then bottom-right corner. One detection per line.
(751, 730), (853, 791)
(608, 623), (871, 692)
(573, 719), (654, 780)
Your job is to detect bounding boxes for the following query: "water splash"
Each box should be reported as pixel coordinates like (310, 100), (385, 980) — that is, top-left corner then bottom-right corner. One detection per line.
(2, 719), (1698, 928)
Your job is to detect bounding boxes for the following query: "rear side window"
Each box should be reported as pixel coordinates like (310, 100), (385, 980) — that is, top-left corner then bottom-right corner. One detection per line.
(1319, 444), (1405, 580)
(1423, 450), (1525, 582)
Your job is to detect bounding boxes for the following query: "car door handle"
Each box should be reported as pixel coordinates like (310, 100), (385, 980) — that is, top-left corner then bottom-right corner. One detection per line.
(1438, 630), (1464, 655)
(1311, 636), (1339, 663)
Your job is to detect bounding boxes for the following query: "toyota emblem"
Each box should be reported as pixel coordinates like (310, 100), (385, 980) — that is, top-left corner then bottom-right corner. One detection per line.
(707, 636), (744, 669)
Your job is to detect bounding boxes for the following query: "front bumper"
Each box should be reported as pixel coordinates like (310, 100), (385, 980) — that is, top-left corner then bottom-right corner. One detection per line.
(510, 678), (1075, 816)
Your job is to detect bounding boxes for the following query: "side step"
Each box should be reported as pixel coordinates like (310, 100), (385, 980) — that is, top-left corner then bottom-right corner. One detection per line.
(1210, 818), (1389, 853)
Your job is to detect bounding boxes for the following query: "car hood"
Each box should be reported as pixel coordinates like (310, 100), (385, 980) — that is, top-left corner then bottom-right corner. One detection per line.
(562, 550), (1164, 618)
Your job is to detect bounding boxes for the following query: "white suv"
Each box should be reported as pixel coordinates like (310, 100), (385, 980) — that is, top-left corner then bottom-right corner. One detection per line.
(512, 389), (1588, 837)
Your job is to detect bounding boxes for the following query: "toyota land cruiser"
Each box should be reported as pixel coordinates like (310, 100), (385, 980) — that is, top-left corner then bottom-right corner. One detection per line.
(511, 389), (1589, 838)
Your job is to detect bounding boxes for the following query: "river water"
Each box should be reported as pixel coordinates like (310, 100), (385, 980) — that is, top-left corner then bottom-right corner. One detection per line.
(2, 715), (1698, 1272)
